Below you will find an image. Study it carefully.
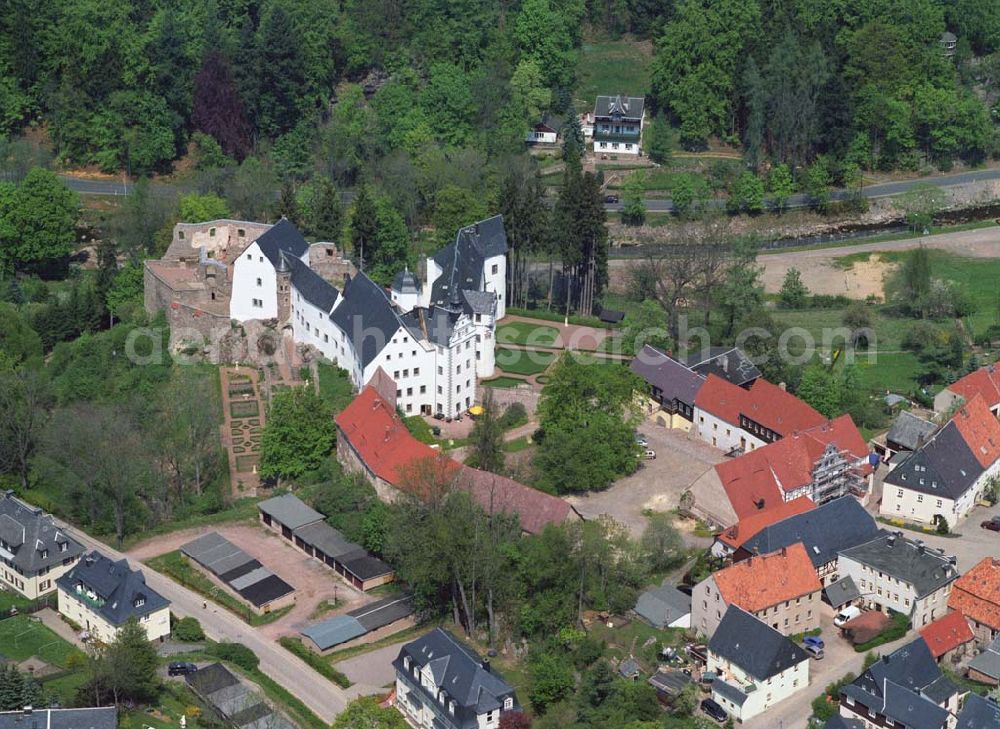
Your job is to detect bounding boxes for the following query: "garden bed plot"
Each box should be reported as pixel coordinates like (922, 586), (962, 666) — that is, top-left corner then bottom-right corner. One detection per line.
(230, 400), (260, 418)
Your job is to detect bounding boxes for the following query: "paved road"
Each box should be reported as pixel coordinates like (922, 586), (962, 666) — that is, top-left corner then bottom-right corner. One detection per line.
(56, 522), (350, 723)
(58, 174), (354, 204)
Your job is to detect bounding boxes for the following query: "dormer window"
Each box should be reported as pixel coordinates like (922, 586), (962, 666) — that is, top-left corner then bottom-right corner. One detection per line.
(134, 596), (145, 608)
(40, 549), (48, 559)
(403, 656), (410, 670)
(60, 542), (67, 552)
(504, 697), (513, 710)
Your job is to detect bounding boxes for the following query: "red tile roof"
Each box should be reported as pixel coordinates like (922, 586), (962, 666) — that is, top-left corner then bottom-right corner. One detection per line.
(335, 383), (574, 534)
(712, 543), (822, 612)
(919, 610), (974, 659)
(948, 366), (1000, 410)
(949, 558), (1000, 632)
(950, 394), (1000, 468)
(715, 415), (868, 520)
(716, 496), (816, 549)
(694, 374), (749, 425)
(694, 375), (826, 438)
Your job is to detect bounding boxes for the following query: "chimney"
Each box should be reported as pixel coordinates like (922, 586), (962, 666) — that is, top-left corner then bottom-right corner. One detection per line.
(918, 544), (926, 555)
(887, 535), (895, 547)
(778, 382), (787, 391)
(22, 707), (32, 717)
(482, 659), (491, 673)
(780, 546), (787, 557)
(881, 655), (890, 664)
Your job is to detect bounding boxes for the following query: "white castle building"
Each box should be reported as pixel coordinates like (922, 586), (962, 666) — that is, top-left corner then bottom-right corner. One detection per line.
(200, 215), (506, 416)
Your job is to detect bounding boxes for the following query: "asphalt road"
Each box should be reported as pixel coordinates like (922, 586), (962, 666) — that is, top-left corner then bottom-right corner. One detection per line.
(57, 521), (350, 723)
(58, 174), (355, 204)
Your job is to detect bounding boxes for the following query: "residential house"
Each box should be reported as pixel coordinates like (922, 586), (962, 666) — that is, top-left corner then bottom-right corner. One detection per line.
(257, 493), (394, 591)
(691, 543), (822, 638)
(579, 111), (594, 139)
(0, 492), (83, 600)
(839, 639), (961, 729)
(706, 605), (811, 722)
(838, 533), (959, 628)
(525, 120), (558, 145)
(592, 95), (645, 156)
(715, 415), (872, 520)
(956, 694), (1000, 727)
(920, 610), (975, 664)
(735, 497), (881, 586)
(967, 634), (1000, 685)
(882, 394), (1000, 528)
(56, 551), (170, 643)
(711, 496), (815, 559)
(948, 557), (1000, 645)
(0, 708), (116, 729)
(630, 345), (705, 430)
(634, 582), (691, 629)
(335, 378), (579, 534)
(393, 628), (519, 729)
(935, 364), (1000, 417)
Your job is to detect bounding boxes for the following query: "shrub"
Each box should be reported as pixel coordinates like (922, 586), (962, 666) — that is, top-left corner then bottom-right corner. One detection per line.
(498, 402), (528, 430)
(173, 616), (205, 642)
(209, 642), (259, 672)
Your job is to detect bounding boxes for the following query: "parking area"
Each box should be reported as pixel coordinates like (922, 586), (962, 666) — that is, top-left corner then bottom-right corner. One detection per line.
(565, 426), (724, 539)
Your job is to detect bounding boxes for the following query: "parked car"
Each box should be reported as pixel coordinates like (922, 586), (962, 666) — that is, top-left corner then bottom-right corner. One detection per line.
(834, 605), (862, 627)
(168, 662), (198, 677)
(802, 635), (824, 650)
(644, 449), (656, 460)
(634, 433), (649, 447)
(604, 194), (619, 204)
(805, 644), (824, 660)
(701, 698), (728, 722)
(981, 517), (1000, 531)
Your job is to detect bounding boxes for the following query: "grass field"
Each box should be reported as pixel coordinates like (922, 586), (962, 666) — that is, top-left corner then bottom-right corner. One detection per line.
(0, 589), (33, 614)
(496, 347), (555, 376)
(575, 37), (653, 109)
(496, 321), (559, 347)
(0, 615), (84, 666)
(481, 376), (527, 388)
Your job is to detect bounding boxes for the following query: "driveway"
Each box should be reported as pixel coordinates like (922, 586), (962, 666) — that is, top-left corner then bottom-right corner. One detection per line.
(565, 426), (723, 540)
(336, 640), (415, 693)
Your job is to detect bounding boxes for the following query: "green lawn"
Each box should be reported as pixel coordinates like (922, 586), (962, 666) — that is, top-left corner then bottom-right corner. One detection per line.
(496, 347), (556, 376)
(574, 37), (653, 109)
(0, 615), (84, 667)
(496, 321), (559, 347)
(503, 436), (533, 453)
(0, 589), (33, 614)
(481, 376), (527, 389)
(316, 362), (355, 412)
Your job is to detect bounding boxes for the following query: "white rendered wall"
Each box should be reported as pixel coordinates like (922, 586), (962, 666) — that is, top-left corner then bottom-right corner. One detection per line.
(230, 242), (278, 321)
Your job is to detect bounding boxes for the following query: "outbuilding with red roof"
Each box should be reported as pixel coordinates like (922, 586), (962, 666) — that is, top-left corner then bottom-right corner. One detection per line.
(920, 610), (975, 662)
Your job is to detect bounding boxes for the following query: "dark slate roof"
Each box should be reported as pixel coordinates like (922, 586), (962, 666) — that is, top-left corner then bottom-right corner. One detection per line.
(824, 575), (861, 608)
(968, 634), (1000, 679)
(956, 694), (1000, 728)
(713, 679), (749, 707)
(0, 708), (117, 729)
(237, 573), (294, 608)
(293, 521), (357, 558)
(348, 594), (414, 631)
(430, 215), (507, 307)
(56, 551), (169, 627)
(461, 290), (496, 316)
(340, 553), (394, 581)
(187, 662), (240, 695)
(648, 670), (691, 696)
(400, 306), (460, 348)
(839, 533), (958, 598)
(708, 606), (809, 682)
(393, 628), (518, 728)
(630, 346), (705, 405)
(0, 492), (84, 575)
(687, 347), (760, 387)
(594, 95), (645, 120)
(392, 268), (421, 294)
(330, 272), (407, 368)
(841, 638), (955, 729)
(824, 717), (864, 729)
(285, 253), (339, 313)
(884, 421), (983, 499)
(739, 497), (881, 569)
(634, 583), (692, 628)
(887, 411), (937, 451)
(258, 494), (324, 531)
(254, 218), (309, 268)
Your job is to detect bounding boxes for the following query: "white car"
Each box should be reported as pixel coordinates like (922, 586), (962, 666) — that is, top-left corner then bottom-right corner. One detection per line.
(644, 449), (656, 460)
(834, 605), (861, 627)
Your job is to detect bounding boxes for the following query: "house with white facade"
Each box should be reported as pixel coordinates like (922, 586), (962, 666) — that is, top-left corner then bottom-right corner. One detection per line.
(0, 491), (83, 600)
(838, 533), (959, 628)
(56, 551), (171, 643)
(592, 95), (645, 156)
(881, 394), (1000, 528)
(706, 606), (811, 722)
(393, 628), (520, 729)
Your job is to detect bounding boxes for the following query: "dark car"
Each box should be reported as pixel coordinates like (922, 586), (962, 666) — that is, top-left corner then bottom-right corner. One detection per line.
(981, 517), (1000, 531)
(168, 662), (198, 677)
(701, 698), (728, 722)
(604, 195), (619, 204)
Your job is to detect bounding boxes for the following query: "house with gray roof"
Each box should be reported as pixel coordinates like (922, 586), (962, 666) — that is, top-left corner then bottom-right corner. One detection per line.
(736, 496), (881, 585)
(885, 411), (937, 457)
(0, 491), (84, 600)
(0, 707), (116, 729)
(56, 551), (170, 643)
(706, 606), (810, 722)
(838, 533), (959, 628)
(634, 582), (691, 629)
(593, 95), (645, 156)
(968, 634), (1000, 685)
(956, 693), (1000, 727)
(630, 345), (705, 429)
(394, 628), (519, 729)
(839, 638), (960, 729)
(687, 347), (761, 388)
